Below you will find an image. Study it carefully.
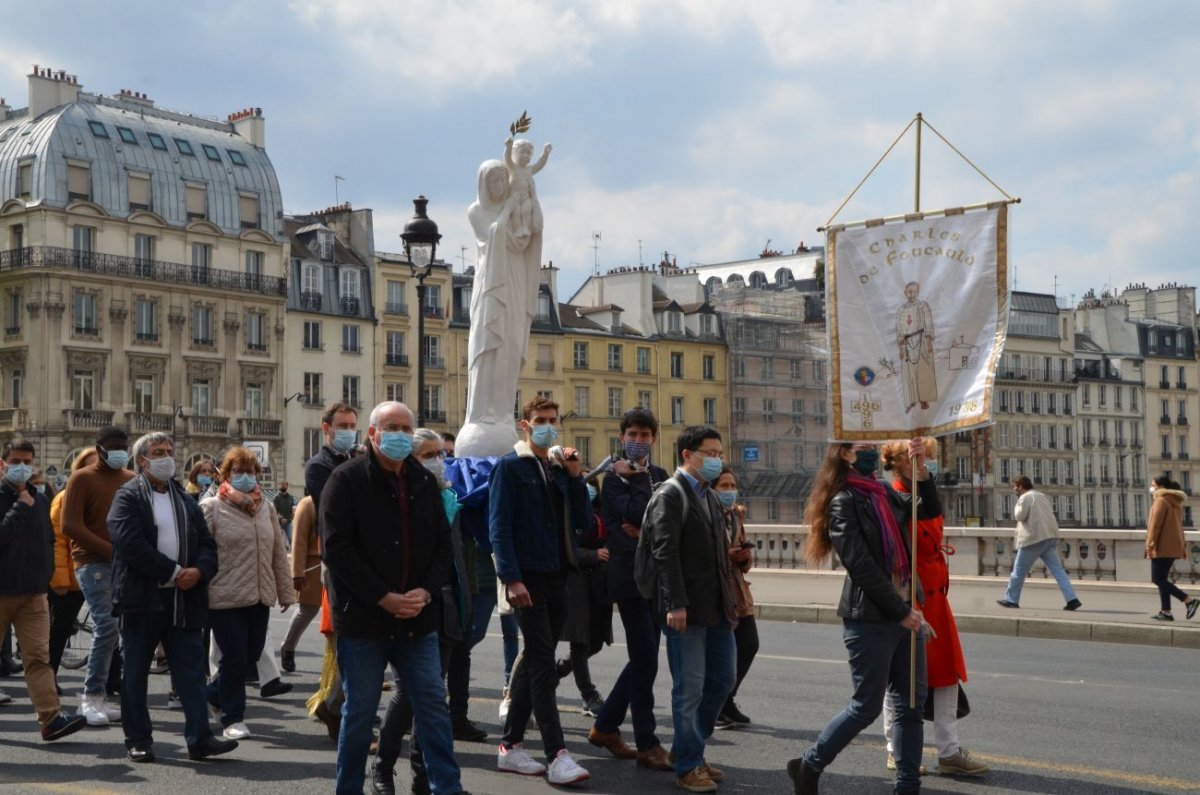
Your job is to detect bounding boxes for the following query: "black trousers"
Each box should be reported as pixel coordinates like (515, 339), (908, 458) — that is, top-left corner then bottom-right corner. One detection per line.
(1150, 557), (1190, 612)
(48, 590), (86, 675)
(728, 615), (760, 701)
(502, 571), (568, 761)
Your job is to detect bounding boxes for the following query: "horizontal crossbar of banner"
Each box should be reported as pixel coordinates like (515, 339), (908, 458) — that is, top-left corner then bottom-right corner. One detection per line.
(819, 198), (1021, 234)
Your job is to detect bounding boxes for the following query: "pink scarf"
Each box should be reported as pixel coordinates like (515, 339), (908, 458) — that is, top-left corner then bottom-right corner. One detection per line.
(217, 480), (262, 516)
(844, 471), (910, 584)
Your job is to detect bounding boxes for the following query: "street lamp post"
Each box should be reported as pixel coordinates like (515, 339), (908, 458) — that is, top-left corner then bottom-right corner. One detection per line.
(401, 196), (441, 427)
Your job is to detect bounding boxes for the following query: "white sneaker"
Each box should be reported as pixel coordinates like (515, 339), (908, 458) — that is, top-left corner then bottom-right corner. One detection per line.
(0, 687), (12, 705)
(79, 694), (110, 726)
(547, 749), (590, 785)
(222, 721), (252, 740)
(99, 696), (121, 723)
(497, 743), (547, 776)
(166, 692), (181, 710)
(498, 694), (511, 722)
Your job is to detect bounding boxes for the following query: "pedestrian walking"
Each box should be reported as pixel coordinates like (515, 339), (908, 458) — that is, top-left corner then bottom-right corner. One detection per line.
(201, 447), (294, 741)
(108, 432), (236, 763)
(489, 396), (591, 786)
(280, 495), (321, 671)
(1145, 475), (1199, 622)
(997, 476), (1081, 611)
(647, 426), (737, 793)
(587, 408), (673, 772)
(61, 425), (134, 726)
(0, 440), (88, 742)
(46, 450), (97, 689)
(320, 401), (468, 795)
(880, 439), (988, 777)
(273, 481), (296, 544)
(787, 440), (930, 795)
(712, 466), (758, 730)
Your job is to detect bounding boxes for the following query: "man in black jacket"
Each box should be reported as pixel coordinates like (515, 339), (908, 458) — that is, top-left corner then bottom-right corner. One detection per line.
(107, 432), (233, 763)
(646, 426), (738, 793)
(320, 401), (468, 795)
(0, 441), (86, 742)
(588, 408), (673, 771)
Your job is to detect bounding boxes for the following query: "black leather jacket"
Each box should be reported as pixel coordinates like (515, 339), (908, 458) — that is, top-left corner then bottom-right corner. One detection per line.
(830, 477), (938, 623)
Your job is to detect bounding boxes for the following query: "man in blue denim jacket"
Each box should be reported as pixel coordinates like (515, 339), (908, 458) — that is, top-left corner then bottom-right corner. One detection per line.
(488, 396), (592, 786)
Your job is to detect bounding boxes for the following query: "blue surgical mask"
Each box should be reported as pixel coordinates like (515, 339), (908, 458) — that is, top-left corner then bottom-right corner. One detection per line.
(926, 460), (939, 477)
(698, 455), (723, 483)
(5, 463), (31, 485)
(587, 484), (598, 502)
(35, 484), (46, 495)
(623, 441), (652, 462)
(378, 431), (414, 461)
(231, 473), (257, 493)
(716, 490), (737, 508)
(332, 429), (357, 454)
(197, 475), (213, 487)
(530, 423), (558, 448)
(102, 449), (129, 470)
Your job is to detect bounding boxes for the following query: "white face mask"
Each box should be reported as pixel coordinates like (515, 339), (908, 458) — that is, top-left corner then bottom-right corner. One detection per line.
(421, 457), (445, 480)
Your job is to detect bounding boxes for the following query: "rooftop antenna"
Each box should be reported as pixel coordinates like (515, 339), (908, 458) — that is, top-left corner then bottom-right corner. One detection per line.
(592, 232), (601, 275)
(460, 245), (468, 272)
(638, 239), (643, 267)
(334, 175), (345, 206)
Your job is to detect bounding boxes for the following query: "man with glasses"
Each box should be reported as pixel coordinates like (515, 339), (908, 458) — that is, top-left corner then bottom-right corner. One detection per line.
(645, 425), (737, 793)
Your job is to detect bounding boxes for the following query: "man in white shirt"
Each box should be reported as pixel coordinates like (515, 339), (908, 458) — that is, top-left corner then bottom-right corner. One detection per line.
(997, 476), (1081, 610)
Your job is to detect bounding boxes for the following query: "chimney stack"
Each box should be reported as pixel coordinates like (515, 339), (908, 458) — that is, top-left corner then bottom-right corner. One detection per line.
(28, 65), (82, 117)
(117, 89), (155, 108)
(228, 106), (266, 149)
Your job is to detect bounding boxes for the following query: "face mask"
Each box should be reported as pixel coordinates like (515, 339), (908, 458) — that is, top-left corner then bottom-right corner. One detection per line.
(624, 441), (652, 462)
(102, 448), (130, 470)
(1150, 486), (1157, 494)
(4, 463), (31, 485)
(331, 429), (357, 454)
(851, 449), (879, 476)
(587, 484), (598, 502)
(421, 457), (445, 480)
(529, 423), (558, 448)
(698, 454), (723, 483)
(231, 473), (257, 493)
(197, 475), (213, 487)
(35, 484), (46, 495)
(145, 457), (176, 481)
(378, 431), (414, 461)
(926, 460), (939, 477)
(716, 490), (737, 508)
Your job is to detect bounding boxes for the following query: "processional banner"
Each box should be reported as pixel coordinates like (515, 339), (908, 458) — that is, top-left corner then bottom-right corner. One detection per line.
(827, 203), (1009, 441)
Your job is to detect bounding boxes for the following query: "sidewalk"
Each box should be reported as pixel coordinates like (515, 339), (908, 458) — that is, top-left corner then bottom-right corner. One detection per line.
(748, 569), (1200, 648)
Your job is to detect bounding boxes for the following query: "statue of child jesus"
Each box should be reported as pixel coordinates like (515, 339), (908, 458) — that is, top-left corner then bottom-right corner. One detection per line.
(503, 136), (552, 243)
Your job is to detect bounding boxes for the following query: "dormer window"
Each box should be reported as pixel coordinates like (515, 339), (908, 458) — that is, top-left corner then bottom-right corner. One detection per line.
(87, 121), (109, 139)
(668, 311), (682, 334)
(318, 231), (334, 261)
(147, 133), (168, 151)
(700, 314), (714, 336)
(611, 310), (620, 329)
(537, 293), (551, 321)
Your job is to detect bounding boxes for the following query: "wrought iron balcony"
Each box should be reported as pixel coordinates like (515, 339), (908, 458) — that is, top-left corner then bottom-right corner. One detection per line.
(341, 297), (361, 316)
(0, 408), (26, 430)
(384, 302), (409, 316)
(238, 417), (283, 439)
(423, 356), (445, 369)
(385, 353), (409, 367)
(64, 409), (115, 430)
(187, 415), (229, 436)
(422, 305), (444, 319)
(0, 247), (286, 296)
(300, 291), (322, 311)
(424, 410), (447, 423)
(125, 412), (174, 432)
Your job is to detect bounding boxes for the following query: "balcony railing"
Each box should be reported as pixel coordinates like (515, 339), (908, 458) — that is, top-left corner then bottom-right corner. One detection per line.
(384, 302), (409, 316)
(125, 411), (173, 432)
(4, 326), (19, 336)
(536, 360), (555, 372)
(1178, 382), (1189, 390)
(238, 417), (283, 439)
(188, 415), (229, 436)
(1161, 415), (1172, 425)
(0, 408), (26, 430)
(64, 408), (115, 430)
(424, 410), (447, 423)
(135, 332), (159, 343)
(423, 356), (445, 369)
(300, 291), (322, 311)
(1178, 416), (1189, 426)
(423, 305), (444, 319)
(341, 297), (361, 316)
(385, 353), (409, 367)
(247, 342), (268, 352)
(0, 247), (286, 296)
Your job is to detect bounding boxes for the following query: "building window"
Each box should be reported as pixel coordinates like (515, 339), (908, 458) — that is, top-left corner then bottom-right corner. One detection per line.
(74, 292), (97, 336)
(16, 163), (31, 199)
(767, 502), (779, 521)
(127, 172), (151, 211)
(133, 377), (154, 413)
(670, 352), (684, 379)
(671, 396), (684, 425)
(638, 390), (652, 409)
(342, 324), (360, 354)
(190, 243), (211, 283)
(192, 305), (213, 345)
(608, 344), (622, 372)
(573, 341), (589, 369)
(637, 347), (651, 374)
(135, 299), (156, 341)
(192, 379), (212, 416)
(608, 387), (623, 418)
(72, 370), (96, 410)
(537, 293), (551, 322)
(424, 384), (443, 416)
(702, 354), (715, 381)
(574, 386), (590, 417)
(575, 436), (591, 467)
(67, 162), (90, 202)
(386, 382), (404, 402)
(10, 369), (22, 407)
(133, 233), (155, 274)
(238, 193), (260, 229)
(386, 280), (406, 313)
(147, 132), (168, 151)
(185, 183), (206, 219)
(175, 138), (195, 157)
(386, 331), (405, 364)
(762, 358), (774, 380)
(116, 126), (138, 145)
(202, 144), (222, 162)
(245, 250), (263, 289)
(303, 372), (323, 404)
(340, 269), (361, 304)
(343, 375), (361, 408)
(704, 397), (717, 425)
(733, 358), (746, 379)
(422, 335), (442, 367)
(700, 314), (715, 336)
(87, 121), (109, 139)
(304, 428), (322, 461)
(303, 320), (322, 350)
(245, 383), (264, 418)
(228, 149), (248, 166)
(667, 311), (682, 334)
(246, 312), (265, 351)
(424, 285), (442, 316)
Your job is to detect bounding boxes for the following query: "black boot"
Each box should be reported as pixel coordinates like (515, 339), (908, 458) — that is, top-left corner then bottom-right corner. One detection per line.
(787, 758), (820, 795)
(280, 648), (296, 673)
(370, 761), (396, 795)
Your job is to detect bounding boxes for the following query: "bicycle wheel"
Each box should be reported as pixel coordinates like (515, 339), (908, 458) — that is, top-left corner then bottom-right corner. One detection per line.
(60, 604), (93, 671)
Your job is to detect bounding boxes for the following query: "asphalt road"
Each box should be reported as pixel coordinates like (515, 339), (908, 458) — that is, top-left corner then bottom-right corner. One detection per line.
(1, 609), (1198, 794)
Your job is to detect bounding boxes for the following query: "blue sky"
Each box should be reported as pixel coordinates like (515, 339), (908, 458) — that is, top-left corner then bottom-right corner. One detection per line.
(4, 0), (1200, 307)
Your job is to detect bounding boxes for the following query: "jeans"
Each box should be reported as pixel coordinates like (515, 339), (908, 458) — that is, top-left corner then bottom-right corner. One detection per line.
(337, 632), (460, 795)
(48, 590), (85, 675)
(593, 596), (662, 750)
(664, 620), (735, 776)
(502, 571), (568, 760)
(377, 637), (454, 778)
(804, 619), (927, 792)
(120, 589), (213, 750)
(1003, 538), (1078, 605)
(77, 563), (120, 696)
(1151, 557), (1190, 611)
(207, 604), (270, 726)
(729, 614), (760, 701)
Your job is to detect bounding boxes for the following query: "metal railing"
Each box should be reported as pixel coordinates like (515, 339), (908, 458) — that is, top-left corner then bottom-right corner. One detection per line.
(385, 353), (409, 366)
(238, 418), (282, 438)
(125, 412), (174, 432)
(64, 409), (115, 429)
(188, 415), (229, 435)
(384, 302), (409, 316)
(300, 291), (322, 311)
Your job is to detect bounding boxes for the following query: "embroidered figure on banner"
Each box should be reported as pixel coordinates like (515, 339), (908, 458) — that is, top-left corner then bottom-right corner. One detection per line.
(948, 335), (980, 371)
(852, 391), (882, 429)
(895, 281), (938, 413)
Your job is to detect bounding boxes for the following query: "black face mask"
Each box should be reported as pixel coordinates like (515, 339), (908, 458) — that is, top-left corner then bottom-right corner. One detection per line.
(851, 449), (879, 476)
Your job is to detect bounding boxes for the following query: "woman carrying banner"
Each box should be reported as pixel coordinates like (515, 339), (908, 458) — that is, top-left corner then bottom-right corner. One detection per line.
(787, 440), (930, 795)
(880, 439), (988, 778)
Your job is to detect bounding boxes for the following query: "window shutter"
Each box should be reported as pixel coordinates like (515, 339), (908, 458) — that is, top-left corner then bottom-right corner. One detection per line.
(238, 193), (259, 228)
(185, 183), (206, 217)
(67, 163), (90, 199)
(128, 173), (151, 208)
(17, 163), (32, 197)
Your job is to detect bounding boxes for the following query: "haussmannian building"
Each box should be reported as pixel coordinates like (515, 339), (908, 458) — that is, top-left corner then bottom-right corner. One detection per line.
(0, 66), (288, 481)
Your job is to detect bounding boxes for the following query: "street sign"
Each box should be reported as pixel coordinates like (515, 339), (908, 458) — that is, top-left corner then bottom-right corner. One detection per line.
(244, 441), (270, 467)
(744, 446), (759, 463)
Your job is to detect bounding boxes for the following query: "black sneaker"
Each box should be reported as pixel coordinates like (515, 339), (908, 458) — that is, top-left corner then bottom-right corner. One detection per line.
(280, 648), (296, 674)
(996, 599), (1019, 609)
(1064, 599), (1082, 611)
(555, 659), (573, 681)
(714, 712), (735, 730)
(723, 700), (751, 724)
(452, 718), (488, 742)
(1186, 599), (1199, 621)
(370, 761), (396, 795)
(127, 744), (155, 763)
(1152, 611), (1175, 621)
(260, 678), (293, 698)
(41, 712), (87, 742)
(188, 735), (239, 760)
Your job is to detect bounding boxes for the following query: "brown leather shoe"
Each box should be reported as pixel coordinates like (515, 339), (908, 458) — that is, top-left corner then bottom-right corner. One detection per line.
(588, 727), (637, 760)
(637, 745), (674, 771)
(701, 763), (724, 783)
(676, 766), (717, 792)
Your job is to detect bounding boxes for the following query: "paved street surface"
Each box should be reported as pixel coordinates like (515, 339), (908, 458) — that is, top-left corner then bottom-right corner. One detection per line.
(2, 596), (1199, 795)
